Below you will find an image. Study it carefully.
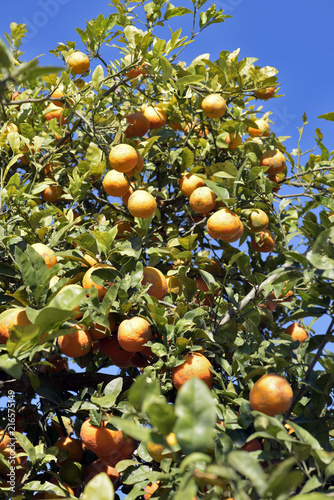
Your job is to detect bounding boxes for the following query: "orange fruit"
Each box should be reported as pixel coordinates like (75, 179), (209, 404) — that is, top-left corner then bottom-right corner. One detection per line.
(251, 230), (276, 253)
(99, 335), (134, 367)
(249, 373), (293, 416)
(40, 355), (68, 374)
(195, 277), (213, 306)
(144, 482), (160, 500)
(88, 314), (116, 340)
(82, 253), (98, 267)
(166, 276), (183, 295)
(57, 326), (92, 358)
(189, 186), (217, 214)
(41, 185), (63, 203)
(125, 112), (150, 138)
(248, 118), (270, 138)
(284, 323), (308, 343)
(41, 162), (58, 178)
(50, 89), (65, 107)
(4, 122), (18, 134)
(115, 220), (133, 239)
(142, 106), (167, 129)
(127, 151), (144, 177)
(260, 150), (286, 175)
(80, 418), (123, 457)
(206, 208), (241, 241)
(201, 94), (227, 119)
(146, 432), (177, 462)
(127, 190), (157, 219)
(126, 64), (147, 79)
(172, 352), (213, 390)
(0, 308), (31, 344)
(102, 170), (131, 197)
(178, 173), (205, 198)
(67, 51), (90, 74)
(44, 105), (66, 125)
(82, 263), (113, 300)
(0, 431), (11, 451)
(142, 267), (167, 300)
(54, 437), (84, 464)
(223, 221), (244, 243)
(98, 434), (136, 467)
(117, 316), (152, 352)
(31, 243), (57, 268)
(244, 209), (269, 233)
(225, 133), (242, 149)
(108, 143), (139, 173)
(122, 185), (134, 205)
(184, 121), (210, 138)
(241, 438), (262, 452)
(254, 86), (276, 100)
(85, 460), (119, 484)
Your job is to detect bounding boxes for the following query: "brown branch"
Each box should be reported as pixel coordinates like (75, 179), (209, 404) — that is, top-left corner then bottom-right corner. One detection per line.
(284, 316), (334, 421)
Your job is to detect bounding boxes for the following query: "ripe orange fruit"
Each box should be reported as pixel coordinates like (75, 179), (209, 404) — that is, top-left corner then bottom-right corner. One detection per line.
(0, 308), (31, 344)
(40, 355), (69, 374)
(4, 122), (18, 134)
(195, 277), (214, 306)
(178, 173), (205, 198)
(172, 352), (213, 390)
(201, 94), (227, 119)
(189, 187), (217, 214)
(127, 190), (157, 219)
(225, 133), (242, 149)
(146, 432), (177, 462)
(127, 151), (144, 177)
(251, 230), (276, 253)
(117, 316), (152, 352)
(41, 185), (63, 203)
(126, 64), (147, 79)
(54, 437), (84, 464)
(67, 51), (90, 74)
(223, 221), (244, 243)
(184, 121), (210, 138)
(102, 170), (131, 197)
(206, 208), (241, 241)
(44, 105), (66, 125)
(260, 150), (286, 175)
(80, 418), (123, 457)
(108, 143), (138, 173)
(142, 267), (167, 300)
(99, 335), (134, 367)
(249, 373), (293, 416)
(122, 185), (134, 205)
(244, 209), (269, 233)
(142, 106), (167, 129)
(82, 263), (113, 300)
(57, 326), (92, 358)
(241, 438), (262, 452)
(284, 323), (308, 343)
(85, 460), (119, 484)
(88, 314), (116, 340)
(98, 434), (136, 467)
(144, 482), (161, 500)
(115, 220), (133, 239)
(254, 86), (276, 100)
(31, 243), (57, 268)
(248, 119), (270, 138)
(0, 431), (11, 451)
(50, 89), (65, 107)
(125, 112), (150, 138)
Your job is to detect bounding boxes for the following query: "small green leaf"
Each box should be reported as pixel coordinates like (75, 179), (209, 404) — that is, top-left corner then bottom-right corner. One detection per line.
(0, 354), (23, 379)
(160, 56), (172, 82)
(83, 472), (114, 500)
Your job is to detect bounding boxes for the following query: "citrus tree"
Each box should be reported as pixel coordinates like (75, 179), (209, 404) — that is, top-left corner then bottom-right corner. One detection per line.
(0, 1), (334, 499)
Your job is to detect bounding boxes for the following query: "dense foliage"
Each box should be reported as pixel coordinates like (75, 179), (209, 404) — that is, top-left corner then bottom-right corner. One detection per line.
(0, 1), (334, 499)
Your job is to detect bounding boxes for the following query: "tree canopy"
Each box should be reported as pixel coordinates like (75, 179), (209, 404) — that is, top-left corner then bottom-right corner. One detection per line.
(0, 1), (334, 499)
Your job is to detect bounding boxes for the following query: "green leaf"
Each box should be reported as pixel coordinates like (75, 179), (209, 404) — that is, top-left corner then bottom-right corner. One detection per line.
(204, 178), (229, 200)
(90, 393), (117, 409)
(83, 472), (114, 500)
(227, 450), (266, 496)
(164, 6), (193, 20)
(318, 112), (334, 121)
(0, 354), (23, 379)
(0, 40), (11, 68)
(14, 432), (36, 465)
(175, 75), (204, 88)
(15, 245), (48, 301)
(128, 374), (161, 411)
(181, 148), (194, 170)
(174, 378), (216, 454)
(160, 56), (173, 83)
(107, 416), (149, 442)
(92, 64), (104, 90)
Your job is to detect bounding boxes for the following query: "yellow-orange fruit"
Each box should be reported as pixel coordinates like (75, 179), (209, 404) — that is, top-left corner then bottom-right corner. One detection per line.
(85, 460), (119, 484)
(88, 315), (116, 340)
(127, 151), (144, 177)
(44, 105), (66, 125)
(0, 309), (31, 344)
(126, 64), (147, 79)
(254, 86), (276, 100)
(54, 437), (84, 464)
(142, 267), (168, 300)
(82, 263), (113, 300)
(67, 51), (90, 74)
(142, 106), (167, 129)
(251, 230), (276, 253)
(244, 209), (269, 233)
(146, 433), (177, 462)
(40, 185), (63, 203)
(260, 150), (286, 175)
(249, 373), (293, 416)
(201, 94), (227, 119)
(122, 186), (134, 206)
(144, 482), (160, 500)
(99, 335), (134, 368)
(80, 418), (123, 457)
(223, 221), (244, 242)
(125, 112), (150, 138)
(284, 323), (308, 343)
(225, 133), (242, 149)
(0, 431), (11, 451)
(108, 144), (139, 173)
(206, 208), (241, 241)
(127, 190), (157, 219)
(115, 220), (133, 239)
(117, 316), (152, 352)
(178, 173), (205, 198)
(189, 187), (217, 214)
(248, 119), (270, 138)
(31, 243), (57, 268)
(57, 327), (92, 358)
(103, 170), (130, 197)
(172, 352), (213, 390)
(166, 276), (183, 295)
